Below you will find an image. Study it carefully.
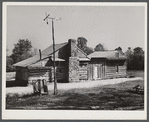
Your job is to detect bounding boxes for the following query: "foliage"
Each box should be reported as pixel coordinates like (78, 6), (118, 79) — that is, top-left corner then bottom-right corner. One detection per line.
(94, 43), (105, 51)
(10, 39), (33, 64)
(115, 46), (124, 55)
(133, 47), (144, 55)
(84, 47), (94, 55)
(125, 47), (144, 70)
(115, 47), (122, 51)
(6, 39), (34, 72)
(77, 37), (94, 55)
(6, 56), (14, 72)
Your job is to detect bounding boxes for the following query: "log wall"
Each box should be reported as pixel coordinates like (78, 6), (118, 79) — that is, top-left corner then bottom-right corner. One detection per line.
(105, 61), (127, 79)
(51, 67), (67, 82)
(88, 59), (127, 80)
(79, 67), (88, 80)
(28, 68), (51, 84)
(16, 66), (67, 85)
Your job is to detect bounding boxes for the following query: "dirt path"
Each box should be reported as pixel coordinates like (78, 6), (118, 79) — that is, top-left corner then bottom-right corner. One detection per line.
(6, 77), (143, 95)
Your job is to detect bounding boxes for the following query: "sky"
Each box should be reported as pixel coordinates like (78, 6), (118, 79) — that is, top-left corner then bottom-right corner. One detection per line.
(6, 4), (146, 55)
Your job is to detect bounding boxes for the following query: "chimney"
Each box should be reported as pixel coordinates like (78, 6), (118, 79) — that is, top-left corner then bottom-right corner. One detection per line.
(68, 39), (77, 57)
(68, 39), (76, 45)
(39, 49), (42, 60)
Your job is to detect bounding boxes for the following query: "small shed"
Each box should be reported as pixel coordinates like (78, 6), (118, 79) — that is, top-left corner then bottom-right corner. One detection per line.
(88, 51), (127, 80)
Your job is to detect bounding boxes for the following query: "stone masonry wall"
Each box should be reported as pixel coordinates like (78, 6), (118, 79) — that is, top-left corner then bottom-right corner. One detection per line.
(68, 57), (79, 82)
(68, 39), (88, 82)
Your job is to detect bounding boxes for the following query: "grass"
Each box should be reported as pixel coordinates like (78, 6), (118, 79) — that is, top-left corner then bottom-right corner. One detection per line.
(6, 70), (144, 110)
(127, 70), (144, 78)
(6, 79), (144, 110)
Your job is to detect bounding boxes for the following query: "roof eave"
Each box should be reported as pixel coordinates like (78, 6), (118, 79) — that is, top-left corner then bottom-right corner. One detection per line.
(107, 58), (127, 60)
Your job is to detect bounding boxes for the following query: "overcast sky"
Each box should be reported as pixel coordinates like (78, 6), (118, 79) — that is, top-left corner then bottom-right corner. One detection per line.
(7, 5), (145, 55)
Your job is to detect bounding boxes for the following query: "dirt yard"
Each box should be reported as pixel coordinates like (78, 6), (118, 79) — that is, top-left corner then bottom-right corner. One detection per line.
(6, 70), (145, 110)
(6, 77), (143, 95)
(6, 79), (144, 110)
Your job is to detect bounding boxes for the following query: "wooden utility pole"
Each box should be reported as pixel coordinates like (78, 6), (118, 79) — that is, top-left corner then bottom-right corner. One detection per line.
(51, 19), (57, 95)
(44, 13), (61, 95)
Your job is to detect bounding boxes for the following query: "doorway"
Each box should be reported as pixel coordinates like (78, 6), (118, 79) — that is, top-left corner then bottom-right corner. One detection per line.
(94, 66), (98, 80)
(94, 65), (101, 80)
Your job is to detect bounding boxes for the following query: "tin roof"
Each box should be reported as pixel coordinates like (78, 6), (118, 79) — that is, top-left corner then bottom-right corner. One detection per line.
(13, 42), (67, 67)
(88, 50), (127, 60)
(78, 57), (90, 61)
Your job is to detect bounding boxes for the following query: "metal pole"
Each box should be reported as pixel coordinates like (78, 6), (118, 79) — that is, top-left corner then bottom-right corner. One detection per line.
(52, 19), (57, 95)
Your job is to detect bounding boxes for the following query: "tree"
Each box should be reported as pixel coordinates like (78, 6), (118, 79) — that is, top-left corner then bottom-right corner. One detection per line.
(125, 47), (144, 70)
(83, 46), (94, 55)
(115, 47), (122, 51)
(10, 39), (33, 64)
(125, 47), (133, 57)
(132, 47), (144, 70)
(94, 43), (105, 51)
(77, 37), (94, 55)
(115, 46), (124, 55)
(125, 47), (134, 70)
(77, 37), (87, 50)
(133, 47), (144, 55)
(6, 56), (14, 72)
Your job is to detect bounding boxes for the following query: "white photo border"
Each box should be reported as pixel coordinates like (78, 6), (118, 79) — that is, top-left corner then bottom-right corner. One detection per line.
(2, 2), (147, 120)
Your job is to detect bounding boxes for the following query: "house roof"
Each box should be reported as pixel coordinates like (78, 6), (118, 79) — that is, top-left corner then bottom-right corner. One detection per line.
(78, 57), (90, 61)
(74, 45), (87, 56)
(13, 42), (67, 67)
(88, 50), (127, 60)
(41, 42), (67, 56)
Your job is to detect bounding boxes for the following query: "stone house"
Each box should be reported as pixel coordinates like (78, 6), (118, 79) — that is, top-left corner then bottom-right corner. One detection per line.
(13, 39), (127, 85)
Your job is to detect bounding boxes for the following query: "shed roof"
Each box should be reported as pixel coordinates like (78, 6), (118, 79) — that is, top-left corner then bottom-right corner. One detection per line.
(88, 50), (127, 60)
(13, 42), (67, 67)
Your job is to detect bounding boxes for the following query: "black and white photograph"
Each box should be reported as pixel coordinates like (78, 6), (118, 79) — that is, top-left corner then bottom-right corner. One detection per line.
(2, 2), (147, 120)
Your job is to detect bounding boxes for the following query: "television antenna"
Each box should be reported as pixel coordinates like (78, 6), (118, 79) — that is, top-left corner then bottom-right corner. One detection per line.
(44, 12), (61, 95)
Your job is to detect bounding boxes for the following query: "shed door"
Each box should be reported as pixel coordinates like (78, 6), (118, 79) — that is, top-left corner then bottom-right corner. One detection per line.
(98, 64), (102, 79)
(94, 65), (102, 80)
(94, 66), (98, 79)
